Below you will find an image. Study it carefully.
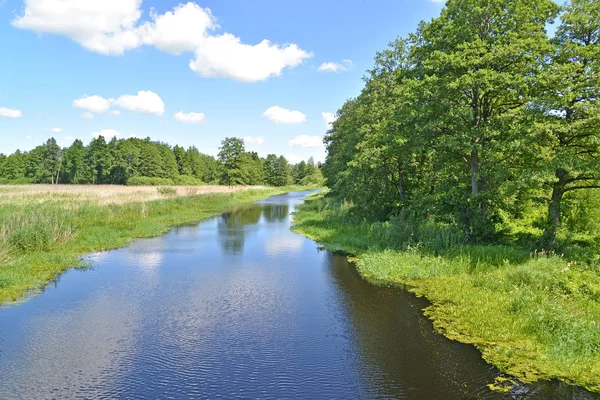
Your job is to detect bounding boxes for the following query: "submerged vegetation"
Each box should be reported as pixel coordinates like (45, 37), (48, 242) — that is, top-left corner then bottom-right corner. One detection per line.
(293, 193), (600, 393)
(293, 0), (600, 393)
(0, 185), (305, 304)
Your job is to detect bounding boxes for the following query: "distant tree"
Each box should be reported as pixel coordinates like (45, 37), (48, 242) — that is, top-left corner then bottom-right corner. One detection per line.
(218, 137), (246, 186)
(138, 140), (164, 178)
(63, 139), (87, 184)
(41, 138), (62, 184)
(86, 136), (114, 184)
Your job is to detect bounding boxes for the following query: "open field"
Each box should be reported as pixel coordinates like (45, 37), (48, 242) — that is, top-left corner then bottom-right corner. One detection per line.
(0, 184), (301, 305)
(292, 193), (600, 394)
(0, 184), (265, 205)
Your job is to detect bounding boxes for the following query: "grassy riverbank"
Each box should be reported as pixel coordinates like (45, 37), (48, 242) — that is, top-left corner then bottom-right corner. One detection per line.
(0, 185), (304, 304)
(292, 193), (600, 394)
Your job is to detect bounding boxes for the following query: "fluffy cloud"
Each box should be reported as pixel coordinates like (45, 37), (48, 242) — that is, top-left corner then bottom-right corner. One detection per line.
(13, 0), (142, 55)
(114, 90), (165, 115)
(174, 111), (205, 123)
(263, 106), (306, 124)
(322, 112), (337, 128)
(13, 1), (311, 82)
(138, 2), (216, 55)
(92, 129), (120, 139)
(289, 135), (324, 148)
(0, 107), (22, 118)
(317, 59), (353, 73)
(244, 136), (264, 144)
(190, 35), (311, 82)
(51, 127), (63, 133)
(81, 112), (95, 119)
(73, 95), (112, 114)
(110, 110), (121, 115)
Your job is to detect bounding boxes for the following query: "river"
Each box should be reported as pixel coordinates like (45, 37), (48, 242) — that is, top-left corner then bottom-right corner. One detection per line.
(0, 191), (597, 399)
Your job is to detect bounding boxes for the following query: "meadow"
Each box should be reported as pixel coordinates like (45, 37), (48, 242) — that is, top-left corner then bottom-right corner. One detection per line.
(292, 193), (600, 394)
(0, 184), (301, 304)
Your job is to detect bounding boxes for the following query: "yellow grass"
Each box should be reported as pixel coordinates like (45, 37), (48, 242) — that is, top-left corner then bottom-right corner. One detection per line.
(0, 184), (265, 206)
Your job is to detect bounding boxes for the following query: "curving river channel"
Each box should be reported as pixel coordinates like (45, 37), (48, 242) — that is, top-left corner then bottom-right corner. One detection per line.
(0, 191), (597, 399)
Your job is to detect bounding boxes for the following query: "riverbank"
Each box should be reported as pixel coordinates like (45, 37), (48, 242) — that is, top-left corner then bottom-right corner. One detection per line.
(0, 185), (305, 304)
(292, 193), (600, 394)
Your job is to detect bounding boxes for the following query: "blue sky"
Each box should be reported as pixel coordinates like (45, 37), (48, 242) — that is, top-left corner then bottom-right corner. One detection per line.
(0, 0), (445, 162)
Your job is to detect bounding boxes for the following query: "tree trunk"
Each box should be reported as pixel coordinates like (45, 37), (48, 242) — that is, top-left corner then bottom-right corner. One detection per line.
(544, 168), (568, 246)
(470, 149), (480, 196)
(398, 167), (405, 202)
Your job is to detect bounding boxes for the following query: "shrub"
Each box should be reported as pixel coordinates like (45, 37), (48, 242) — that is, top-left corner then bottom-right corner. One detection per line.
(173, 175), (204, 186)
(157, 187), (177, 196)
(126, 176), (175, 186)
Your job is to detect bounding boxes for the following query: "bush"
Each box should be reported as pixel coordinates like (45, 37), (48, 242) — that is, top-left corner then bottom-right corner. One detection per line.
(0, 177), (35, 185)
(156, 187), (177, 196)
(126, 176), (175, 186)
(173, 175), (204, 186)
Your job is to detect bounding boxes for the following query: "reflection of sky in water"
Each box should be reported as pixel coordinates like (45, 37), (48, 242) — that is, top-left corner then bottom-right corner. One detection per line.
(264, 235), (304, 256)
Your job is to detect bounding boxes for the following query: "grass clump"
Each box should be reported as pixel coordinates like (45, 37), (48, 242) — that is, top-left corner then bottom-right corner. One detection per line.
(292, 192), (600, 394)
(0, 185), (305, 304)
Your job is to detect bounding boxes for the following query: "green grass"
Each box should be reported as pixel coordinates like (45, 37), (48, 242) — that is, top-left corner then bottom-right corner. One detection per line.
(292, 192), (600, 393)
(0, 186), (305, 304)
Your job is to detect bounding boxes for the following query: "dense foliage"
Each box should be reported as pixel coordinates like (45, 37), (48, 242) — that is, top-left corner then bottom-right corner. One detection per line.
(0, 136), (324, 187)
(324, 0), (600, 247)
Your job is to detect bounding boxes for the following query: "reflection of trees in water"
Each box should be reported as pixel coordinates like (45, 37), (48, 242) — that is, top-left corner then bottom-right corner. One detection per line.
(324, 254), (590, 399)
(261, 204), (289, 223)
(324, 252), (504, 400)
(217, 204), (262, 254)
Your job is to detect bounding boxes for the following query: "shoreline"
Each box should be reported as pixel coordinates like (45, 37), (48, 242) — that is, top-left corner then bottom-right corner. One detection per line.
(291, 193), (600, 395)
(0, 186), (306, 305)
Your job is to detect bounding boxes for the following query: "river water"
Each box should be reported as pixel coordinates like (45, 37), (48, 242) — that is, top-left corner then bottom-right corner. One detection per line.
(0, 191), (597, 399)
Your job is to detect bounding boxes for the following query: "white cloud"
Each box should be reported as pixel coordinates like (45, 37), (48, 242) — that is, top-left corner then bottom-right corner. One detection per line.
(13, 1), (311, 82)
(317, 59), (353, 73)
(189, 35), (311, 82)
(81, 112), (95, 119)
(0, 107), (23, 118)
(25, 135), (33, 140)
(322, 112), (337, 129)
(244, 136), (264, 144)
(73, 95), (111, 114)
(289, 135), (324, 148)
(13, 0), (143, 55)
(51, 127), (63, 133)
(174, 111), (205, 123)
(138, 2), (216, 55)
(110, 110), (121, 115)
(114, 90), (164, 115)
(263, 106), (306, 124)
(92, 129), (120, 139)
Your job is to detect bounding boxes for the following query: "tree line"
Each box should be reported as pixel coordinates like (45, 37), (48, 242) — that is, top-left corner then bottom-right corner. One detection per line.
(0, 136), (323, 187)
(323, 0), (599, 246)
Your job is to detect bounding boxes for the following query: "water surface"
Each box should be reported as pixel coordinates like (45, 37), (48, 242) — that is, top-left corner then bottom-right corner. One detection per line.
(0, 191), (597, 399)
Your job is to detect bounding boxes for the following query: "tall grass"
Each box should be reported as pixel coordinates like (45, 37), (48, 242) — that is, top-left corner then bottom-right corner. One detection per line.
(292, 193), (600, 394)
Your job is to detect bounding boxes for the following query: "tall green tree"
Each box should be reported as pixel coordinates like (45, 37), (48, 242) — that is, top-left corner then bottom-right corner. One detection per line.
(63, 139), (87, 184)
(531, 0), (600, 244)
(218, 137), (246, 186)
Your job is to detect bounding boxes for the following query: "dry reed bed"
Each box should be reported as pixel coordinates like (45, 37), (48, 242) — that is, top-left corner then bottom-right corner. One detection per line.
(0, 185), (264, 206)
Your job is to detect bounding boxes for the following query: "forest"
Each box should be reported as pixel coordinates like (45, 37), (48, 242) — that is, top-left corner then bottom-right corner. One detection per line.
(323, 0), (599, 247)
(0, 136), (324, 187)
